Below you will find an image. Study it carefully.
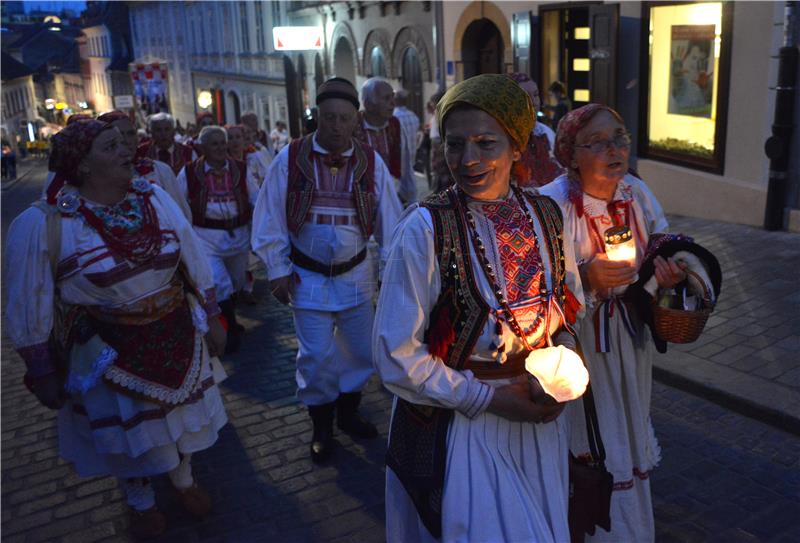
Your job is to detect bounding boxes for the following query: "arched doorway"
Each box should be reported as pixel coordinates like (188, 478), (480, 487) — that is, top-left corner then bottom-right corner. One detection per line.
(314, 53), (324, 90)
(461, 19), (503, 78)
(283, 55), (301, 137)
(401, 47), (424, 123)
(369, 48), (387, 78)
(226, 90), (241, 123)
(333, 37), (356, 84)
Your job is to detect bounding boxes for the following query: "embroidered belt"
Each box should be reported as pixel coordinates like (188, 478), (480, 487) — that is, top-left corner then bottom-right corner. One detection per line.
(462, 351), (529, 379)
(86, 281), (185, 326)
(289, 244), (367, 277)
(197, 216), (249, 231)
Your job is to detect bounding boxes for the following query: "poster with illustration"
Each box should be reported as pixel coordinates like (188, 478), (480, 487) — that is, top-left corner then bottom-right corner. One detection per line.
(130, 63), (170, 117)
(668, 25), (715, 118)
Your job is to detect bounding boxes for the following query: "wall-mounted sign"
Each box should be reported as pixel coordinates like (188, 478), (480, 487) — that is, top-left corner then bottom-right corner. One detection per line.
(273, 27), (323, 51)
(114, 95), (134, 108)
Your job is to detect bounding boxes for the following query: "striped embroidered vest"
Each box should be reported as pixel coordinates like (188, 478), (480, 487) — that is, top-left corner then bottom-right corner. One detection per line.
(185, 157), (251, 229)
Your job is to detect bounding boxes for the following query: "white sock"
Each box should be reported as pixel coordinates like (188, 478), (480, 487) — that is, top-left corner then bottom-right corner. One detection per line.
(120, 477), (156, 511)
(168, 453), (194, 490)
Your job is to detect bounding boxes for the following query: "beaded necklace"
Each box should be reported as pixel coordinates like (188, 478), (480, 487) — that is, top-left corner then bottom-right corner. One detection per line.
(76, 183), (163, 265)
(455, 184), (545, 352)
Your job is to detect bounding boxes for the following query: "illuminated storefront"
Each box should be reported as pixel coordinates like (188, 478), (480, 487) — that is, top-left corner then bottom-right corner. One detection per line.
(640, 2), (732, 173)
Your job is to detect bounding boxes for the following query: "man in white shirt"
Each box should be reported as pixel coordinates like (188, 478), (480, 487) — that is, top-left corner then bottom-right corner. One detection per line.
(392, 89), (420, 204)
(269, 121), (290, 155)
(176, 126), (260, 353)
(139, 113), (197, 176)
(252, 78), (403, 463)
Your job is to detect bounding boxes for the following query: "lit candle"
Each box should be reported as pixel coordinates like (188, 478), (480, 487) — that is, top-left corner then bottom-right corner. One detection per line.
(525, 346), (589, 403)
(604, 225), (636, 264)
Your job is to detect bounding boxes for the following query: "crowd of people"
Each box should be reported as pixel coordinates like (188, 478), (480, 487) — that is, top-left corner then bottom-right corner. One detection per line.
(5, 72), (721, 542)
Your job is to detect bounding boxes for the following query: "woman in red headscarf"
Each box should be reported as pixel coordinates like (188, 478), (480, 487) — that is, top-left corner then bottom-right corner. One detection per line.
(5, 119), (229, 538)
(539, 105), (687, 542)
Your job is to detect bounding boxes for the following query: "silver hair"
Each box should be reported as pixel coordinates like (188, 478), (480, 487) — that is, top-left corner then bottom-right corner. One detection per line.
(361, 77), (393, 106)
(394, 89), (409, 105)
(199, 125), (227, 145)
(148, 112), (176, 130)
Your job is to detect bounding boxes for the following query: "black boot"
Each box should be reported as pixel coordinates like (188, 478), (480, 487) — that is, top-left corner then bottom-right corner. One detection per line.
(336, 392), (378, 439)
(308, 402), (336, 464)
(219, 299), (241, 354)
(229, 294), (246, 333)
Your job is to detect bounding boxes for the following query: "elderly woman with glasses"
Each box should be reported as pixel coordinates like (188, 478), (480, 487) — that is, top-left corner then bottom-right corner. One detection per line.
(540, 104), (687, 542)
(373, 74), (586, 542)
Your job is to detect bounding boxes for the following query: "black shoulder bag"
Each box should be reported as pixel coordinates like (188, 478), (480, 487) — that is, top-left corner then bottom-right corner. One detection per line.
(568, 361), (613, 541)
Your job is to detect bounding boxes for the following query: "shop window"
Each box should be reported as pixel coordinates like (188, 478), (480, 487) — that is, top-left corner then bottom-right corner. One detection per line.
(639, 1), (732, 173)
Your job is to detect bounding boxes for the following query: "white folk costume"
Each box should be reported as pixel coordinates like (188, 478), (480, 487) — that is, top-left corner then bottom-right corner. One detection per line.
(374, 186), (584, 543)
(540, 172), (668, 542)
(393, 105), (421, 203)
(176, 157), (260, 304)
(5, 179), (228, 508)
(241, 144), (274, 296)
(42, 159), (190, 220)
(252, 133), (402, 405)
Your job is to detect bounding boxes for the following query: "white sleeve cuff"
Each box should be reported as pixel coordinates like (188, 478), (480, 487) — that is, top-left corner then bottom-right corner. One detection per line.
(458, 379), (495, 419)
(266, 262), (293, 281)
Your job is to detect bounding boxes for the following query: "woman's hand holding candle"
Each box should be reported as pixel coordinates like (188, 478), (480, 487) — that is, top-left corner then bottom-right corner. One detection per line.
(583, 253), (638, 290)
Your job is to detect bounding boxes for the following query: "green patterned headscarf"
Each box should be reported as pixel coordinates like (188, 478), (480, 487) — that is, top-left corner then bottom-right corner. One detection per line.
(437, 74), (535, 151)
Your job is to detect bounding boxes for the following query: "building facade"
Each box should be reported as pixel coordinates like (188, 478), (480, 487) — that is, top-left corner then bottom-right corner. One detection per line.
(129, 1), (289, 134)
(1, 52), (38, 146)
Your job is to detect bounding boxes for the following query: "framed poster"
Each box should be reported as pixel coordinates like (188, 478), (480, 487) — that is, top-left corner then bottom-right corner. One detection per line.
(668, 24), (715, 118)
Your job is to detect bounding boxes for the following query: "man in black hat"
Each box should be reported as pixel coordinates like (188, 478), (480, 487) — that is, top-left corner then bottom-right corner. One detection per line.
(252, 78), (402, 463)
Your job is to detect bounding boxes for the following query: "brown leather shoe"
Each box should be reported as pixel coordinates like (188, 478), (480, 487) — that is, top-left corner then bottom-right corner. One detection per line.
(128, 505), (167, 539)
(175, 483), (212, 518)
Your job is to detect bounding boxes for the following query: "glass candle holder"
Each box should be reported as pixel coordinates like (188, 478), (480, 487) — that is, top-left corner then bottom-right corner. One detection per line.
(604, 225), (638, 290)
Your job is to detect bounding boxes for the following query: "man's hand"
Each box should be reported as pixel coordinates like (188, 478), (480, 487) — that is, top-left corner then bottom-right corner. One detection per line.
(269, 275), (293, 305)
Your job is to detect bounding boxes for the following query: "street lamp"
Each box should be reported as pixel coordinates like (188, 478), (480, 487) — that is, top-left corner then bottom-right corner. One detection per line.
(197, 90), (213, 110)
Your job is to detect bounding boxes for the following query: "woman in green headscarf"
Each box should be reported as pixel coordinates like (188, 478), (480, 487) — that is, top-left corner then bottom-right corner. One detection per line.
(373, 74), (585, 542)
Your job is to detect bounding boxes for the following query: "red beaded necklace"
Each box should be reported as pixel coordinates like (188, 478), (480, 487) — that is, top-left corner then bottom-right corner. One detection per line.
(455, 184), (544, 352)
(77, 189), (163, 265)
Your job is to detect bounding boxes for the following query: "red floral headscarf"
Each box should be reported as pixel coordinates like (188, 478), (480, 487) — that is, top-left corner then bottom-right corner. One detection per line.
(554, 104), (625, 170)
(48, 119), (111, 200)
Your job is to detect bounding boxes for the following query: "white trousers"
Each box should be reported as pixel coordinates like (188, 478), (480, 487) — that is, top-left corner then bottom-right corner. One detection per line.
(206, 250), (248, 302)
(293, 302), (375, 405)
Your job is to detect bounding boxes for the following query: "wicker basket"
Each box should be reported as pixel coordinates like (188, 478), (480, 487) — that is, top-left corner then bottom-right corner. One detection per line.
(653, 270), (714, 344)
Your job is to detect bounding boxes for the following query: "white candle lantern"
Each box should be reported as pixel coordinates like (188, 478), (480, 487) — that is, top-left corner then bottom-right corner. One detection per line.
(524, 346), (589, 402)
(604, 225), (636, 264)
(604, 225), (638, 292)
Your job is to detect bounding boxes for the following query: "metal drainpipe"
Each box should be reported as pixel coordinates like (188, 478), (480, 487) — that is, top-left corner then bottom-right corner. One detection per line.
(764, 1), (799, 230)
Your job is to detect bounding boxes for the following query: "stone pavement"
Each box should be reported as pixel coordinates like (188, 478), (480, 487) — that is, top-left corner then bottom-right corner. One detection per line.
(1, 169), (799, 541)
(656, 216), (800, 433)
(3, 280), (800, 542)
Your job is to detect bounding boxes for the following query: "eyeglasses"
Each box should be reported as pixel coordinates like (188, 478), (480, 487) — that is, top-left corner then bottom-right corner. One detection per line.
(574, 132), (632, 154)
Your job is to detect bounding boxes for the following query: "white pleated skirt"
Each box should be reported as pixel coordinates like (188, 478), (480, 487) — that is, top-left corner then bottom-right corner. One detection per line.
(58, 348), (228, 479)
(386, 376), (572, 543)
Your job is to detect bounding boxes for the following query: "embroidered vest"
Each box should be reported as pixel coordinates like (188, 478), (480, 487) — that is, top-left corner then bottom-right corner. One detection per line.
(185, 157), (251, 229)
(286, 134), (377, 238)
(354, 113), (402, 179)
(137, 141), (193, 176)
(385, 187), (568, 538)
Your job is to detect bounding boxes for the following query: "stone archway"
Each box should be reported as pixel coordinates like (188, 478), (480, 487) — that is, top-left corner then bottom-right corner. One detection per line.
(225, 89), (241, 123)
(453, 1), (512, 80)
(330, 22), (359, 83)
(391, 26), (433, 82)
(461, 18), (503, 78)
(363, 29), (392, 78)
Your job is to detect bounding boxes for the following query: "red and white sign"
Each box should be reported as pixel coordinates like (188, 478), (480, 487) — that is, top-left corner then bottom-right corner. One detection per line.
(273, 27), (324, 51)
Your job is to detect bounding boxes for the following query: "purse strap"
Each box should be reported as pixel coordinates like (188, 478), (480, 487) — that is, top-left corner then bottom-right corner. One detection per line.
(575, 340), (606, 464)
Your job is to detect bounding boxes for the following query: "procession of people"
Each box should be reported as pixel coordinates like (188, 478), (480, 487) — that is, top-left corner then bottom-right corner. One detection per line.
(5, 70), (724, 542)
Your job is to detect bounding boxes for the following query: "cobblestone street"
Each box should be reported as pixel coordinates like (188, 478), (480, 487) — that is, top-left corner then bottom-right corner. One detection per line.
(1, 280), (798, 542)
(2, 164), (799, 542)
